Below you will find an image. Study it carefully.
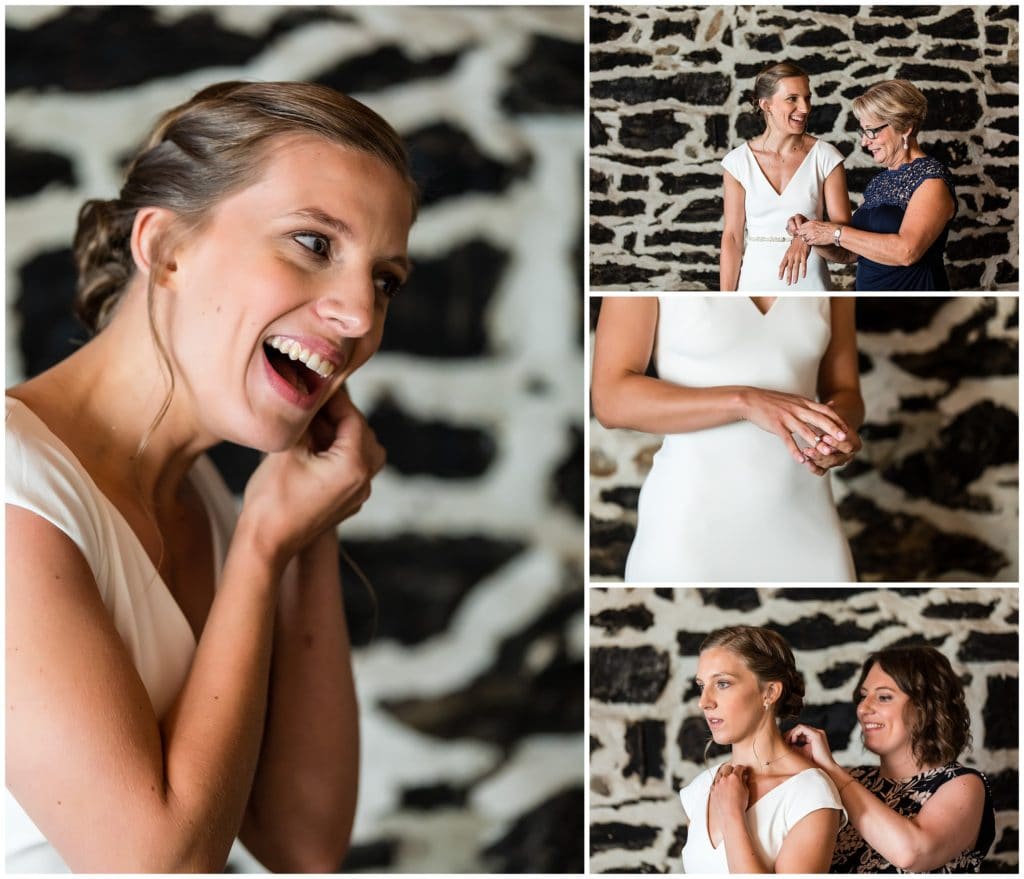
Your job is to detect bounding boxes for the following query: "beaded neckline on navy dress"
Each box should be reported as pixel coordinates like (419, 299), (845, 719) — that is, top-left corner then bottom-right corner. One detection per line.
(861, 155), (956, 212)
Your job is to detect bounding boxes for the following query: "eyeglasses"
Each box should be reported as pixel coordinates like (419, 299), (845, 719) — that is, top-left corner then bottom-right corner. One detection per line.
(858, 123), (890, 140)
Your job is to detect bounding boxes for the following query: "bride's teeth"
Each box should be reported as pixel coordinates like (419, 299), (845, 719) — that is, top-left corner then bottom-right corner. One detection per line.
(267, 336), (337, 379)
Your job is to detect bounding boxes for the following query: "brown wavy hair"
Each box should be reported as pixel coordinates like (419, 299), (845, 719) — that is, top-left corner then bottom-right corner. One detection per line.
(853, 646), (971, 767)
(700, 625), (804, 719)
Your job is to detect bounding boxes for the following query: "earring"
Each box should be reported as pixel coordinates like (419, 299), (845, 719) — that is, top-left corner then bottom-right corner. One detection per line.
(902, 135), (909, 150)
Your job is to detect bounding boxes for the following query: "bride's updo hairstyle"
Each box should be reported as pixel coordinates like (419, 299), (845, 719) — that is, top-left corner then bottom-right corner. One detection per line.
(700, 625), (805, 719)
(750, 61), (810, 128)
(73, 80), (417, 334)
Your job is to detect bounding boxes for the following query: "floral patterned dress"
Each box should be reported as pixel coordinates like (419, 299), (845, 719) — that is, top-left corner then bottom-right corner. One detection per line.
(831, 763), (995, 873)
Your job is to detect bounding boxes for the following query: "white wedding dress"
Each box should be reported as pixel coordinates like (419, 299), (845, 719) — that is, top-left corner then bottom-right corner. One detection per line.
(623, 296), (856, 583)
(722, 139), (845, 291)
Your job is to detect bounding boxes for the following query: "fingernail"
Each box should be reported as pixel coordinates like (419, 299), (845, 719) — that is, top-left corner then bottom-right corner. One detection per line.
(837, 432), (846, 440)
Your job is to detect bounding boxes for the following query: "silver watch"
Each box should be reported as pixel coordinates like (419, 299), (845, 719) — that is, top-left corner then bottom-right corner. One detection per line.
(833, 225), (843, 244)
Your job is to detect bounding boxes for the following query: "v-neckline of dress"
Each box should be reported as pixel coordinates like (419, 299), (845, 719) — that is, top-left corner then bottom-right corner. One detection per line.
(704, 766), (821, 852)
(746, 139), (819, 197)
(7, 396), (218, 648)
(748, 296), (779, 317)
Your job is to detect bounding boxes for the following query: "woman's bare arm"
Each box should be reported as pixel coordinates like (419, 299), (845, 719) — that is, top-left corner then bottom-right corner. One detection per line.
(239, 530), (359, 873)
(592, 297), (851, 460)
(720, 170), (746, 291)
(6, 506), (283, 872)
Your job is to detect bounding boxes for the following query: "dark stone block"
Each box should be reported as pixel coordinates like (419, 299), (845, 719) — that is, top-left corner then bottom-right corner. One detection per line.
(675, 269), (720, 289)
(983, 675), (1018, 749)
(986, 6), (1018, 21)
(922, 45), (980, 62)
(382, 239), (506, 358)
(6, 6), (268, 92)
(875, 46), (917, 57)
(591, 821), (659, 855)
(657, 172), (721, 195)
(13, 247), (85, 378)
(367, 396), (496, 479)
(591, 112), (610, 148)
(996, 260), (1018, 284)
(600, 486), (640, 510)
(654, 588), (675, 602)
(852, 64), (890, 80)
(818, 661), (861, 690)
(684, 49), (722, 65)
(988, 93), (1019, 109)
(985, 139), (1018, 160)
(340, 838), (399, 871)
(624, 719), (666, 783)
(678, 197), (723, 223)
(699, 588), (760, 611)
(920, 8), (979, 38)
(986, 768), (1018, 812)
(791, 25), (849, 47)
(591, 197), (647, 217)
(898, 63), (971, 83)
(959, 632), (1018, 663)
(651, 18), (698, 41)
(206, 442), (261, 495)
(986, 25), (1010, 44)
(407, 122), (533, 207)
(773, 613), (893, 651)
(946, 232), (1011, 262)
(382, 587), (582, 746)
(485, 788), (583, 873)
(807, 103), (841, 136)
(745, 33), (783, 52)
(592, 646), (671, 703)
(840, 493), (1010, 580)
(600, 864), (666, 874)
(922, 600), (997, 620)
(621, 173), (649, 191)
(591, 222), (616, 245)
(591, 734), (603, 754)
(989, 116), (1019, 136)
(591, 168), (610, 195)
(860, 421), (904, 440)
(552, 425), (584, 518)
(994, 827), (1018, 854)
(736, 111), (764, 141)
(789, 52), (848, 75)
(591, 73), (731, 107)
(892, 300), (1017, 380)
(667, 824), (688, 859)
(623, 232), (638, 253)
(620, 110), (691, 151)
(677, 631), (708, 656)
(855, 297), (948, 332)
(502, 35), (583, 115)
(7, 140), (76, 198)
(987, 63), (1019, 84)
(678, 715), (729, 763)
(947, 262), (985, 291)
(401, 782), (467, 809)
(589, 517), (635, 578)
(602, 153), (678, 168)
(590, 263), (662, 288)
(882, 402), (1017, 511)
(846, 166), (880, 194)
(790, 701), (859, 751)
(590, 16), (631, 44)
(591, 50), (651, 73)
(591, 604), (655, 635)
(854, 22), (912, 41)
(316, 45), (459, 95)
(926, 139), (971, 169)
(923, 88), (983, 132)
(339, 534), (524, 646)
(705, 114), (730, 150)
(775, 588), (873, 601)
(984, 164), (1018, 190)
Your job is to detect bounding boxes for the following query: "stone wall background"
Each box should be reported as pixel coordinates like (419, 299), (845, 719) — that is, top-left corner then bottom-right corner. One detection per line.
(590, 295), (1019, 582)
(589, 4), (1019, 291)
(590, 587), (1020, 873)
(5, 5), (584, 872)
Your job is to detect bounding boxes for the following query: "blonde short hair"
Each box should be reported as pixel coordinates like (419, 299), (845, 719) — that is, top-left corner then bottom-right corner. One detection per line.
(852, 80), (928, 136)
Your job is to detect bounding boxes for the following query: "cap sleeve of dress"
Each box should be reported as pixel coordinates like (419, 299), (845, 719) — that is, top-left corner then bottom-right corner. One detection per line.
(679, 766), (715, 820)
(784, 768), (848, 832)
(5, 398), (109, 585)
(816, 140), (845, 178)
(721, 144), (748, 186)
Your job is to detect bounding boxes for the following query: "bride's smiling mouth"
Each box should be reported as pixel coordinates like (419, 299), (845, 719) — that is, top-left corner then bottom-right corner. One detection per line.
(261, 335), (341, 408)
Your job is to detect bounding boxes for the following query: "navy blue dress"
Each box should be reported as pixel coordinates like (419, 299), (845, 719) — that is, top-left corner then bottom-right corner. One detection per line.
(851, 157), (956, 291)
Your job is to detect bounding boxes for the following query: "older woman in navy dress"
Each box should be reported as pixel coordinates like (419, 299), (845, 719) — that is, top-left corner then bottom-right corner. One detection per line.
(792, 81), (957, 290)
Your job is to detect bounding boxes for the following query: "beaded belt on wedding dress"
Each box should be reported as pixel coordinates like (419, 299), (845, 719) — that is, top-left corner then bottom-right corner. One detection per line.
(747, 235), (791, 243)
